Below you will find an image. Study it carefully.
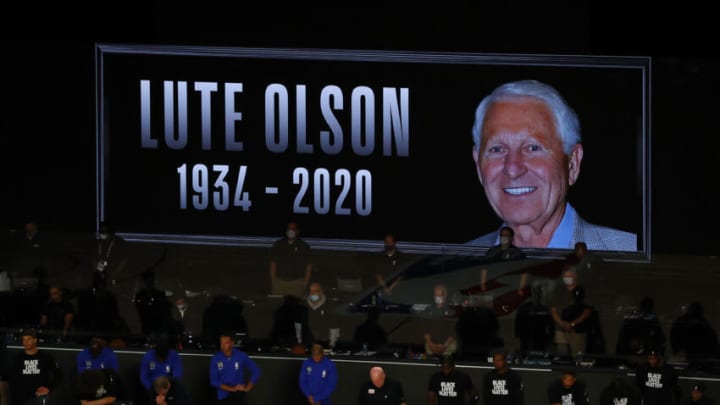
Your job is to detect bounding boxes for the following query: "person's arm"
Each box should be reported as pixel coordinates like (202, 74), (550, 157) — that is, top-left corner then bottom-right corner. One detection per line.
(518, 272), (528, 295)
(244, 355), (261, 391)
(570, 307), (592, 331)
(480, 268), (488, 291)
(40, 314), (48, 327)
(63, 311), (74, 335)
(550, 306), (571, 332)
(209, 354), (233, 392)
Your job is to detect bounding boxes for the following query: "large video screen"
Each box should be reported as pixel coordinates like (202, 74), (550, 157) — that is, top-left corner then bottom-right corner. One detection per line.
(96, 45), (650, 259)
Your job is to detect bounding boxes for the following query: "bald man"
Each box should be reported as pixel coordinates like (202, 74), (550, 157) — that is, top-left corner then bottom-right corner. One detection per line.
(358, 366), (407, 405)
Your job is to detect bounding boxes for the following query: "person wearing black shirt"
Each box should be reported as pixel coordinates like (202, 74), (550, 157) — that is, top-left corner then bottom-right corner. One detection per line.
(635, 349), (679, 405)
(374, 233), (405, 294)
(9, 328), (58, 405)
(427, 355), (478, 405)
(485, 227), (527, 262)
(482, 350), (524, 405)
(76, 368), (120, 405)
(133, 271), (173, 337)
(599, 377), (641, 405)
(269, 221), (313, 297)
(39, 286), (75, 338)
(547, 370), (589, 405)
(670, 301), (718, 369)
(358, 366), (406, 405)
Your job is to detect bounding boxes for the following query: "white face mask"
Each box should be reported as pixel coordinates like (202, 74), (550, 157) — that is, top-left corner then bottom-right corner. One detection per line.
(562, 277), (575, 286)
(309, 294), (320, 302)
(434, 296), (444, 305)
(99, 233), (109, 240)
(286, 230), (296, 240)
(176, 305), (186, 311)
(500, 236), (511, 245)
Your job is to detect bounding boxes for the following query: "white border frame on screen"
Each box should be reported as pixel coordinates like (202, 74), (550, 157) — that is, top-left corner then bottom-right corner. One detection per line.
(95, 43), (651, 263)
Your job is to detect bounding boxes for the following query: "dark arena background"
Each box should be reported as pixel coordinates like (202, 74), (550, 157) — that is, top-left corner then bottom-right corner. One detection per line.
(1, 4), (720, 405)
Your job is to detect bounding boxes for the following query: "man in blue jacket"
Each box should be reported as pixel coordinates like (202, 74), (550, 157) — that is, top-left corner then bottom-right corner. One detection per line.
(210, 332), (261, 404)
(299, 343), (338, 405)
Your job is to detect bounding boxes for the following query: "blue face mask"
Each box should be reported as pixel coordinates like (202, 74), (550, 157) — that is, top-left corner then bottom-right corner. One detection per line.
(309, 294), (320, 302)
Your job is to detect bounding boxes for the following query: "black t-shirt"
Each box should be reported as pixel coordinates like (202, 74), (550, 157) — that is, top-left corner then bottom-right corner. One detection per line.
(40, 299), (75, 330)
(482, 369), (524, 405)
(599, 384), (641, 405)
(9, 350), (57, 403)
(547, 380), (589, 405)
(76, 369), (119, 401)
(270, 238), (312, 279)
(358, 378), (406, 405)
(427, 370), (475, 405)
(635, 363), (679, 405)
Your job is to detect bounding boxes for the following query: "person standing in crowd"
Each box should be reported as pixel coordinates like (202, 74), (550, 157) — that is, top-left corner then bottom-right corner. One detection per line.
(209, 332), (261, 405)
(427, 355), (478, 405)
(92, 223), (128, 289)
(201, 294), (248, 349)
(547, 370), (589, 405)
(670, 301), (718, 367)
(76, 336), (119, 375)
(374, 233), (404, 294)
(134, 270), (173, 338)
(635, 348), (680, 405)
(681, 383), (716, 405)
(151, 375), (191, 405)
(615, 296), (666, 363)
(140, 335), (183, 401)
(39, 285), (75, 339)
(171, 292), (203, 349)
(549, 265), (591, 356)
(75, 274), (126, 340)
(11, 220), (53, 280)
(269, 221), (313, 297)
(482, 349), (524, 405)
(305, 282), (332, 344)
(358, 366), (406, 405)
(599, 377), (641, 405)
(8, 328), (58, 405)
(298, 343), (338, 405)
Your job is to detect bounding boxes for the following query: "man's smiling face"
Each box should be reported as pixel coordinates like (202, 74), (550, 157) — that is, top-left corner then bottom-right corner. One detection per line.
(473, 97), (582, 235)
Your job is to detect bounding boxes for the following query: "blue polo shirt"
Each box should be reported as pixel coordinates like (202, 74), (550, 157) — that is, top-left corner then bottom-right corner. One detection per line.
(209, 349), (261, 400)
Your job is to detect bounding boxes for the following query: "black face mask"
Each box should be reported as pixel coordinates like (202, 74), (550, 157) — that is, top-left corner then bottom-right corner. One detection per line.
(384, 245), (395, 252)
